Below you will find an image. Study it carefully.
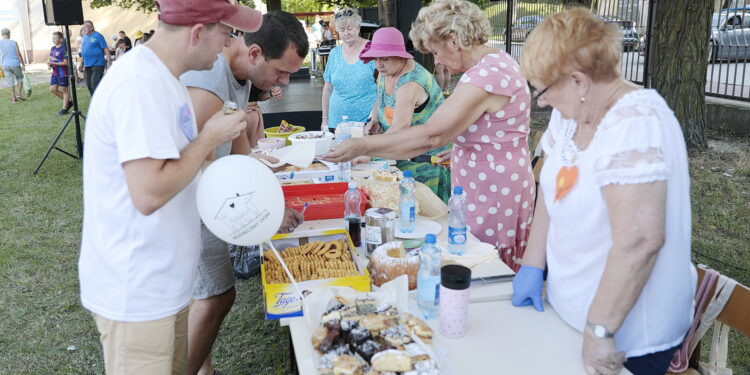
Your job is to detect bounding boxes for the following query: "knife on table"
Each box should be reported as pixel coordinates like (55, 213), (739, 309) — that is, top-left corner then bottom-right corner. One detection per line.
(470, 274), (515, 286)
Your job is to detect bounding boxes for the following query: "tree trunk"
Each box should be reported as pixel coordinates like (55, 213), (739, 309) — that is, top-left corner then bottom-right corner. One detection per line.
(378, 0), (397, 27)
(267, 0), (282, 11)
(650, 0), (712, 149)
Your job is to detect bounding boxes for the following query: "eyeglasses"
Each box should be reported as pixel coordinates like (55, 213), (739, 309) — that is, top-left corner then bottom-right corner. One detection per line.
(335, 10), (355, 19)
(531, 86), (550, 102)
(532, 76), (563, 103)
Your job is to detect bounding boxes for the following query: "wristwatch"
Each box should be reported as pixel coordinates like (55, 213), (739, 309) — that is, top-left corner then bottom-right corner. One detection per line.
(586, 322), (615, 338)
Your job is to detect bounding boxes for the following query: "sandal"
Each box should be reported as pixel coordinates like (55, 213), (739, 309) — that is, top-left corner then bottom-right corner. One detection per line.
(16, 96), (27, 101)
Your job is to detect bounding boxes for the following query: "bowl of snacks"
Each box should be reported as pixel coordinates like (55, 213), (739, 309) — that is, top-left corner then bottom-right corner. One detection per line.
(257, 137), (286, 151)
(264, 120), (306, 145)
(288, 131), (335, 156)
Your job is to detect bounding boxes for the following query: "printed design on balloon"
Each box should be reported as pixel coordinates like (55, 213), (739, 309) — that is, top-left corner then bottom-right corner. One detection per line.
(214, 192), (271, 240)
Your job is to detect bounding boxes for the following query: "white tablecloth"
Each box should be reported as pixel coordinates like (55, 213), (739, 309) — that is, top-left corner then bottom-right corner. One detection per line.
(282, 216), (631, 374)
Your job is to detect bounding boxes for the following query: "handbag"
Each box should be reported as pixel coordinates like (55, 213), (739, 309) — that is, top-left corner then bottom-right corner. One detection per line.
(22, 74), (31, 97)
(670, 270), (737, 373)
(699, 321), (733, 375)
(230, 244), (261, 280)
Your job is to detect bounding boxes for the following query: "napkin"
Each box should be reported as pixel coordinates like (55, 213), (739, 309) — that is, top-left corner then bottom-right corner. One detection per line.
(441, 239), (498, 269)
(264, 142), (316, 168)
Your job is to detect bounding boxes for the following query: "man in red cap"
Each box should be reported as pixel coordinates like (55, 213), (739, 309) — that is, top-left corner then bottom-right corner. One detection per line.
(78, 0), (262, 373)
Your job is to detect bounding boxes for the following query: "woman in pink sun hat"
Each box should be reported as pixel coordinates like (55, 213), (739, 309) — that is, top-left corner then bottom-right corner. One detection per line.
(324, 0), (534, 272)
(358, 27), (452, 202)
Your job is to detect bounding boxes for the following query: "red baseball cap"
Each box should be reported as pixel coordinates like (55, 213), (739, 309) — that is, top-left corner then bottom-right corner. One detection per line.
(156, 0), (262, 33)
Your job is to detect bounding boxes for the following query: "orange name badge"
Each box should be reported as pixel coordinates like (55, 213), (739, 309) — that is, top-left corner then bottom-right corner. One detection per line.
(384, 105), (394, 124)
(554, 165), (578, 202)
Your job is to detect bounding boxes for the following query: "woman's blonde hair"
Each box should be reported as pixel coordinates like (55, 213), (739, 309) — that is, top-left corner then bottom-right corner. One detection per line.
(334, 9), (362, 30)
(409, 0), (491, 53)
(521, 7), (622, 86)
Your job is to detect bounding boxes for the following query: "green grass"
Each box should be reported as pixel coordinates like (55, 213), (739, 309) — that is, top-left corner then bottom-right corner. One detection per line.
(0, 86), (747, 374)
(0, 84), (291, 373)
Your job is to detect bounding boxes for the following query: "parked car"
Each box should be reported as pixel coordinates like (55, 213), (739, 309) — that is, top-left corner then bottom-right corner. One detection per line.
(600, 16), (640, 52)
(511, 15), (544, 41)
(709, 11), (750, 62)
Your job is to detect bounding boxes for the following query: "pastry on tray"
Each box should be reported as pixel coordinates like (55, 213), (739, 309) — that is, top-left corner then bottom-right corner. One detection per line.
(281, 161), (330, 172)
(312, 295), (438, 374)
(368, 244), (420, 290)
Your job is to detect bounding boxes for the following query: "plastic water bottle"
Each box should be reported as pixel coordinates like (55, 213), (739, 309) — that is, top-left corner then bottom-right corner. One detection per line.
(343, 181), (362, 247)
(338, 115), (350, 135)
(417, 234), (441, 319)
(399, 170), (416, 233)
(336, 133), (352, 182)
(448, 186), (468, 255)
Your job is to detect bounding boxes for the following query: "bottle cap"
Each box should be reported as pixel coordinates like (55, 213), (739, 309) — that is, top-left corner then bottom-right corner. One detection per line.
(441, 264), (472, 290)
(453, 186), (463, 195)
(348, 181), (358, 189)
(403, 170), (412, 178)
(424, 233), (436, 244)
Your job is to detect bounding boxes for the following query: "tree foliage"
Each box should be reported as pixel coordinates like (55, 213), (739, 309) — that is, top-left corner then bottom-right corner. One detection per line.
(259, 0), (336, 13)
(88, 0), (255, 13)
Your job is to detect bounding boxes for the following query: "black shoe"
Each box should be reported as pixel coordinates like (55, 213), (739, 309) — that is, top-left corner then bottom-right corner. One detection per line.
(57, 109), (69, 116)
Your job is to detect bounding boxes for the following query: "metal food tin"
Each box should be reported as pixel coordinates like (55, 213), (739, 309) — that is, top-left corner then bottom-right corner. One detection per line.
(364, 207), (396, 256)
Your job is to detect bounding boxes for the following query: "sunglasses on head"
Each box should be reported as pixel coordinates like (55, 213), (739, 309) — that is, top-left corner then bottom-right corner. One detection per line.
(335, 10), (355, 19)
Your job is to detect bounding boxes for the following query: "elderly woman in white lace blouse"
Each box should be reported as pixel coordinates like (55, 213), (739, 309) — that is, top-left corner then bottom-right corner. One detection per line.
(510, 8), (696, 375)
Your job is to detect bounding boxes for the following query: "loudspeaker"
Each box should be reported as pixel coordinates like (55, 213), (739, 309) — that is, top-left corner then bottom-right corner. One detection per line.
(42, 0), (84, 26)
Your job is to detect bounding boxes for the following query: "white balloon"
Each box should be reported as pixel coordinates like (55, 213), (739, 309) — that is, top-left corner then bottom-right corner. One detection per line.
(196, 155), (284, 246)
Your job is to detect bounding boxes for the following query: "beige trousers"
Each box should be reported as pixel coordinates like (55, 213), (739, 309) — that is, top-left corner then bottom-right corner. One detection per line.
(93, 306), (189, 375)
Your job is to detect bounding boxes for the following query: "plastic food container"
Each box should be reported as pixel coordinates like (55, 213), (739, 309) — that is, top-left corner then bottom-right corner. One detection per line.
(257, 137), (286, 151)
(264, 125), (306, 145)
(288, 131), (334, 156)
(335, 122), (366, 138)
(282, 182), (366, 220)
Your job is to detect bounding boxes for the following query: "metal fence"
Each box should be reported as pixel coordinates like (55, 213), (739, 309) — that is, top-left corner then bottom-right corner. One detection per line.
(484, 0), (750, 102)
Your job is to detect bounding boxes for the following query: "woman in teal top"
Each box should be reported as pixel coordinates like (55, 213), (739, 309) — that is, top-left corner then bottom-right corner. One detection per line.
(321, 9), (377, 132)
(360, 27), (452, 202)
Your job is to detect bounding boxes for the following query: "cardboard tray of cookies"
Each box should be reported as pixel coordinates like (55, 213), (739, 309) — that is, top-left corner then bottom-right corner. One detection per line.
(275, 160), (339, 182)
(300, 277), (449, 374)
(261, 229), (371, 319)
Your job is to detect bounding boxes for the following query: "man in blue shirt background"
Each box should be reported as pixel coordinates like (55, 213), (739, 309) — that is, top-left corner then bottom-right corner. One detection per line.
(78, 20), (111, 95)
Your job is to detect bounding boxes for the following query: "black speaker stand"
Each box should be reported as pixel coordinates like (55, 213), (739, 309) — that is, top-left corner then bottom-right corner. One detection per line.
(34, 25), (85, 175)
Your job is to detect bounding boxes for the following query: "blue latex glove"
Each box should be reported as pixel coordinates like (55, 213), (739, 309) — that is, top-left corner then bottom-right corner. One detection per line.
(511, 265), (545, 312)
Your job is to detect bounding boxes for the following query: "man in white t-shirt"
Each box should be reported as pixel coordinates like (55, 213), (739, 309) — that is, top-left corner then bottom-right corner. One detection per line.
(78, 0), (261, 373)
(180, 10), (308, 375)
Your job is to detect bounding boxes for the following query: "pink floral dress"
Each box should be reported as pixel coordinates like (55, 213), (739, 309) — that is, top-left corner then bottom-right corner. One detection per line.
(451, 51), (534, 271)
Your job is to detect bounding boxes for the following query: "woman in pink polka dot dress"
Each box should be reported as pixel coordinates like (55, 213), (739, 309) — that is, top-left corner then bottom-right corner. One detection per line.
(322, 0), (534, 271)
(452, 52), (534, 271)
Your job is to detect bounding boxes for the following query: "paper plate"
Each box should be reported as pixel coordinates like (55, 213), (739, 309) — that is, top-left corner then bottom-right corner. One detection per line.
(196, 155), (284, 246)
(395, 218), (442, 239)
